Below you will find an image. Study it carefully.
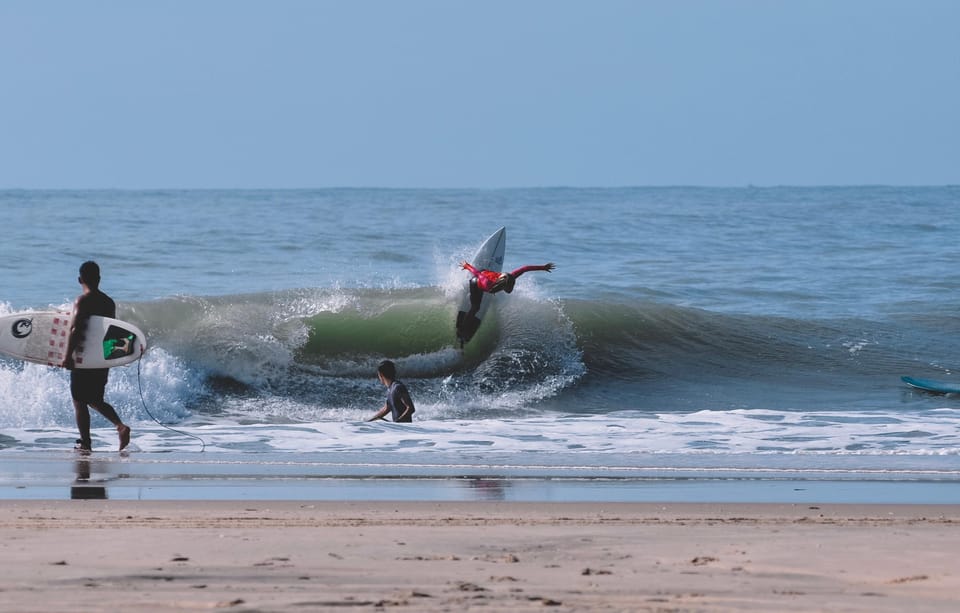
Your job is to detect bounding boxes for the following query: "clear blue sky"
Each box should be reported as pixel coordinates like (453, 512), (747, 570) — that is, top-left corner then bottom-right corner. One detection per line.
(1, 1), (957, 188)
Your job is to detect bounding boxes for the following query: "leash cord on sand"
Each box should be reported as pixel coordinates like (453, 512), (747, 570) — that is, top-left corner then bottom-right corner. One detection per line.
(136, 355), (206, 452)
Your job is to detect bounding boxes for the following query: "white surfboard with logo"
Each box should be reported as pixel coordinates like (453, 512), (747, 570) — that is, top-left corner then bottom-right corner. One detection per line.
(0, 311), (147, 368)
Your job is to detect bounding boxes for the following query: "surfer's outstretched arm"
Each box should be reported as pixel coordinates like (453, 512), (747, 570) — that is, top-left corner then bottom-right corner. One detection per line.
(461, 261), (481, 277)
(509, 263), (555, 278)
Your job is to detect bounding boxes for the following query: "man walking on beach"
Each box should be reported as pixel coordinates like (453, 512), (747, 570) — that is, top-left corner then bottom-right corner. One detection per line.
(62, 261), (131, 452)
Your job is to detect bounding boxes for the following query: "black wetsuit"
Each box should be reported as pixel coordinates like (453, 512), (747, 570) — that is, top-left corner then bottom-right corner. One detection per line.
(70, 289), (116, 403)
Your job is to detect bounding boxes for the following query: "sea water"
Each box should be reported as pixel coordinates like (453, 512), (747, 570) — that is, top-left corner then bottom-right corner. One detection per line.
(1, 188), (959, 490)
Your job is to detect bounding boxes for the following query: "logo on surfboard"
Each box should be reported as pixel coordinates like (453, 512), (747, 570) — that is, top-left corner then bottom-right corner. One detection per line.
(11, 318), (33, 339)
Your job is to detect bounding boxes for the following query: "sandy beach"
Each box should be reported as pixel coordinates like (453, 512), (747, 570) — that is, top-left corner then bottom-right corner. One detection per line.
(1, 500), (957, 612)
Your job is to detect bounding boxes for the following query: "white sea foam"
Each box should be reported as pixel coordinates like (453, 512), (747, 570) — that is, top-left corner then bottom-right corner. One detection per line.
(5, 405), (958, 461)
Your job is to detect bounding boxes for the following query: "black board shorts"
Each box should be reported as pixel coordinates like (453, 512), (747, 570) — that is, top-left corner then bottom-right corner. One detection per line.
(70, 369), (109, 403)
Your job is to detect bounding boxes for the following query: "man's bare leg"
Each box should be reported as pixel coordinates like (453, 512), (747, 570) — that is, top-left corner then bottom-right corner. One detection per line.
(117, 423), (131, 451)
(90, 401), (131, 451)
(73, 400), (92, 452)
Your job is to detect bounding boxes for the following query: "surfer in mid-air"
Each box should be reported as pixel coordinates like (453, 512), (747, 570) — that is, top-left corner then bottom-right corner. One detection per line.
(460, 260), (555, 319)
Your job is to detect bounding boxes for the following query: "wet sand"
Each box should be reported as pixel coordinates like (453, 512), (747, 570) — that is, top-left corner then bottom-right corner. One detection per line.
(1, 500), (958, 612)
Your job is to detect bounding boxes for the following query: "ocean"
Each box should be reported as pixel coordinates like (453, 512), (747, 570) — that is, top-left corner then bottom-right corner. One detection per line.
(1, 187), (959, 499)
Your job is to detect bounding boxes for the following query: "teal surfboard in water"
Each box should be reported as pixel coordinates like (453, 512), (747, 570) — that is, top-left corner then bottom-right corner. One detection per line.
(901, 376), (960, 394)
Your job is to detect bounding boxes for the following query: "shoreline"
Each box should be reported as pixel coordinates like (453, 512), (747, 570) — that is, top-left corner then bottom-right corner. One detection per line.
(2, 451), (960, 503)
(2, 500), (958, 612)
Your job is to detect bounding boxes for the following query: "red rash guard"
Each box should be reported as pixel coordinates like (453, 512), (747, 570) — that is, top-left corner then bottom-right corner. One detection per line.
(462, 263), (552, 293)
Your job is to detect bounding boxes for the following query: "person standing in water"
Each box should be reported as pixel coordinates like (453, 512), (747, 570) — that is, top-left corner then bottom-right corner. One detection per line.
(62, 261), (132, 452)
(367, 360), (416, 423)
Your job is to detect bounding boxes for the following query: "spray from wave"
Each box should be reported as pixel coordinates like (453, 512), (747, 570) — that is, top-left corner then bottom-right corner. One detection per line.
(1, 284), (586, 427)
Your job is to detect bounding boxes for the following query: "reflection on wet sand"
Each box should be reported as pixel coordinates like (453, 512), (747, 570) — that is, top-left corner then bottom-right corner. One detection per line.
(464, 478), (509, 501)
(71, 459), (107, 500)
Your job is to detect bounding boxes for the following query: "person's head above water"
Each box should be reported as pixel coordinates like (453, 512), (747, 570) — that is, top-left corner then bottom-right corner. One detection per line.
(489, 273), (517, 294)
(79, 261), (101, 289)
(377, 359), (397, 382)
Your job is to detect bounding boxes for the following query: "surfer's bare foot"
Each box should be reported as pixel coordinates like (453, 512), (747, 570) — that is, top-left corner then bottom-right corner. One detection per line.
(117, 424), (131, 451)
(74, 439), (92, 455)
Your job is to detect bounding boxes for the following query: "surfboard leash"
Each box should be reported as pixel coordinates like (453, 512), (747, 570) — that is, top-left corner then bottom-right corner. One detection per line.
(136, 355), (206, 452)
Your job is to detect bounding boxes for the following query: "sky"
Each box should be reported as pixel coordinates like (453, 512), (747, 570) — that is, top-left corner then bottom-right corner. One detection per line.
(1, 0), (958, 188)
